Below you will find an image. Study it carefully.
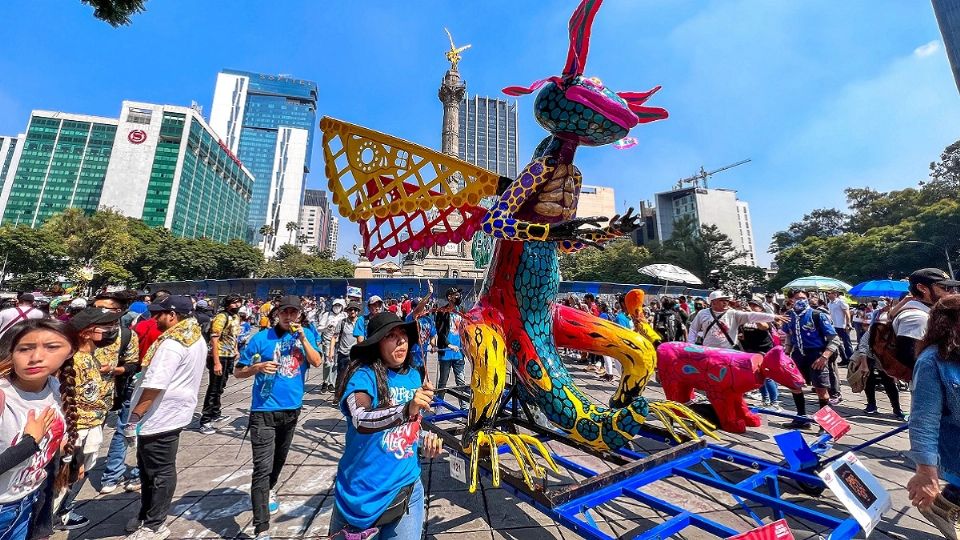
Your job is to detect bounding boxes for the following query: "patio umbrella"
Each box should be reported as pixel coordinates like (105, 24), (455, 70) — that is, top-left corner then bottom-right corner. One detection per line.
(638, 264), (703, 285)
(848, 279), (909, 299)
(782, 275), (853, 292)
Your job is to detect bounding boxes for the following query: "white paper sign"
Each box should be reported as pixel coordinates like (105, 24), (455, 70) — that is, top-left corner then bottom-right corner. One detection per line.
(449, 454), (467, 484)
(817, 452), (891, 537)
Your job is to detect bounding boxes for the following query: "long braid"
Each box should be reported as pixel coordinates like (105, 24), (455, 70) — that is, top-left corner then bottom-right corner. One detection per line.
(55, 356), (79, 489)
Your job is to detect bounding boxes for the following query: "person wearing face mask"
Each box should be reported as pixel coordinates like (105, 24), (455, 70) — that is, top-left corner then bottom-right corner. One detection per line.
(317, 299), (347, 393)
(686, 291), (785, 350)
(781, 289), (843, 428)
(198, 294), (244, 435)
(52, 308), (126, 531)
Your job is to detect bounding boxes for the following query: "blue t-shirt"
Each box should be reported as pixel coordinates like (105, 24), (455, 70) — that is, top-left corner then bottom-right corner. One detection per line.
(782, 308), (837, 352)
(439, 312), (463, 362)
(600, 313), (612, 321)
(353, 315), (366, 339)
(238, 327), (319, 411)
(615, 312), (632, 329)
(335, 366), (422, 528)
(405, 313), (436, 368)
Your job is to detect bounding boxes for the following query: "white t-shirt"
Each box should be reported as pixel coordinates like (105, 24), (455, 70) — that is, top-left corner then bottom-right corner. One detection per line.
(891, 300), (931, 340)
(828, 298), (849, 328)
(0, 306), (44, 338)
(130, 338), (206, 436)
(0, 377), (65, 504)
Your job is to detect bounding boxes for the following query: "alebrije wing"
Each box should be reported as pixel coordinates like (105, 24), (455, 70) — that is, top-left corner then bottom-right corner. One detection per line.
(320, 117), (499, 261)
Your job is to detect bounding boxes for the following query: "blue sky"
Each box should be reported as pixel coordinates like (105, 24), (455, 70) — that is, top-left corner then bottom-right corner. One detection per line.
(2, 1), (958, 266)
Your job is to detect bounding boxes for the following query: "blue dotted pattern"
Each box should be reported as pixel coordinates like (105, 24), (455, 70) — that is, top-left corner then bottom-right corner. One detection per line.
(534, 79), (629, 146)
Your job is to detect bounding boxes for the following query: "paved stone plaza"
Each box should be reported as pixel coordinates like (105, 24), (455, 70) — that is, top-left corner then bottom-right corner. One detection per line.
(56, 354), (940, 539)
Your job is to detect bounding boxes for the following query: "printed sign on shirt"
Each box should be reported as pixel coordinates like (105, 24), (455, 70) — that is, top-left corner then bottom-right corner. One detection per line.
(813, 406), (851, 440)
(817, 452), (891, 537)
(727, 519), (795, 540)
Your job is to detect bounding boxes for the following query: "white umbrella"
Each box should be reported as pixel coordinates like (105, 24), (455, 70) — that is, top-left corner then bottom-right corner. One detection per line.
(638, 264), (703, 285)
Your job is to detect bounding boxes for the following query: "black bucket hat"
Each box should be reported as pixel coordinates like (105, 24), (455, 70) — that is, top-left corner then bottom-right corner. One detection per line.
(350, 312), (418, 361)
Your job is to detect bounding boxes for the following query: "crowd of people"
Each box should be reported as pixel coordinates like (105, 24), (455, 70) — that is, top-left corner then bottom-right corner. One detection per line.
(0, 265), (956, 538)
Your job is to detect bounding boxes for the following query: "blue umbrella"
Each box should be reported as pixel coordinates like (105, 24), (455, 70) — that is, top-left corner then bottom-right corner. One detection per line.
(848, 279), (909, 299)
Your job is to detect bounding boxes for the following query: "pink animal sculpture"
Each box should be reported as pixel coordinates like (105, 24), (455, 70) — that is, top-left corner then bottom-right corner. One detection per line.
(656, 343), (805, 433)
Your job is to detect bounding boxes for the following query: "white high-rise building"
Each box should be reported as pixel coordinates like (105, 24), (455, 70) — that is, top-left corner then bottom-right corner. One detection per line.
(327, 215), (339, 255)
(299, 189), (330, 253)
(654, 186), (758, 266)
(209, 69), (317, 256)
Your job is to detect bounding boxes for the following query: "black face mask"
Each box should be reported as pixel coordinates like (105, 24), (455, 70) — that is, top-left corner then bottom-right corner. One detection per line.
(94, 329), (119, 347)
(227, 307), (241, 315)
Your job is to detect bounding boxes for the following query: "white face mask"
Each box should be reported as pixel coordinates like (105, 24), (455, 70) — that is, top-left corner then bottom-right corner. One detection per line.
(333, 305), (343, 314)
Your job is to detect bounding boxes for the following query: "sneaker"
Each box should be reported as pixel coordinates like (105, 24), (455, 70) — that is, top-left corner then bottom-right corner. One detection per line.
(269, 490), (279, 514)
(919, 493), (960, 540)
(761, 399), (772, 408)
(786, 417), (813, 429)
(199, 423), (216, 435)
(770, 402), (785, 413)
(53, 511), (89, 531)
(100, 482), (119, 494)
(863, 405), (879, 415)
(320, 383), (329, 393)
(125, 478), (142, 492)
(894, 410), (908, 422)
(745, 391), (763, 402)
(125, 516), (144, 533)
(214, 414), (232, 424)
(828, 395), (844, 406)
(254, 533), (272, 540)
(127, 524), (171, 540)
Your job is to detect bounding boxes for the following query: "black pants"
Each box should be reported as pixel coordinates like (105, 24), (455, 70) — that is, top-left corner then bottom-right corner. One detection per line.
(335, 351), (351, 390)
(865, 358), (902, 413)
(250, 409), (300, 534)
(200, 355), (236, 424)
(137, 428), (182, 530)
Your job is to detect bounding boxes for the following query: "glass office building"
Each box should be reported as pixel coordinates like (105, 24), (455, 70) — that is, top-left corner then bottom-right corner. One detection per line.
(458, 95), (520, 178)
(933, 0), (960, 94)
(210, 69), (318, 249)
(0, 102), (254, 244)
(0, 113), (117, 226)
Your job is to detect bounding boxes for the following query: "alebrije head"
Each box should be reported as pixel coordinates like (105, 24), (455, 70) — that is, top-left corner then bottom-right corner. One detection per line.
(503, 0), (668, 147)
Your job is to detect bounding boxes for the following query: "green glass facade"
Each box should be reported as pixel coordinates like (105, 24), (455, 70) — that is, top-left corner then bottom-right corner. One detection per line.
(169, 119), (252, 242)
(141, 112), (185, 227)
(1, 115), (116, 226)
(0, 137), (19, 183)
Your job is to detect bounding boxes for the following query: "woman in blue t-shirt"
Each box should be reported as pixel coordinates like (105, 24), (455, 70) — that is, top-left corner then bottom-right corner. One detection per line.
(329, 312), (442, 539)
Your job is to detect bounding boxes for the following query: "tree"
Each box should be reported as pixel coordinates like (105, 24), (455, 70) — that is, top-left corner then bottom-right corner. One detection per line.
(769, 208), (848, 254)
(558, 239), (653, 283)
(651, 219), (747, 286)
(0, 226), (68, 290)
(285, 221), (299, 244)
(718, 265), (768, 299)
(80, 0), (147, 26)
(258, 224), (275, 256)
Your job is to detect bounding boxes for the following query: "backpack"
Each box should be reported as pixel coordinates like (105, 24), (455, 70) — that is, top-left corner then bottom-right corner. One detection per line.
(653, 311), (678, 342)
(866, 308), (919, 382)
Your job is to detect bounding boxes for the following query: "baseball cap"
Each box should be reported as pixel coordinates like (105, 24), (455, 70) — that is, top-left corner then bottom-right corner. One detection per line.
(708, 290), (732, 302)
(274, 295), (302, 311)
(69, 307), (122, 331)
(195, 299), (209, 309)
(367, 295), (383, 305)
(148, 295), (194, 315)
(17, 293), (34, 304)
(909, 268), (960, 288)
(69, 298), (88, 309)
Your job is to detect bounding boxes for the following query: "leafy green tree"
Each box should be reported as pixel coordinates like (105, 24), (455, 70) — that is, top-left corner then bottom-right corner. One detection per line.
(558, 239), (652, 283)
(0, 226), (68, 290)
(80, 0), (147, 26)
(769, 208), (848, 254)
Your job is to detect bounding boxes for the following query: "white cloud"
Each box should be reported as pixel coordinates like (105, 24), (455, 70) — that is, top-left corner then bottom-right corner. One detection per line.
(914, 40), (941, 58)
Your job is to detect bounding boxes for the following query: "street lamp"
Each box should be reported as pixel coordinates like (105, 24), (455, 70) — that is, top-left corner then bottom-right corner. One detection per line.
(903, 241), (955, 280)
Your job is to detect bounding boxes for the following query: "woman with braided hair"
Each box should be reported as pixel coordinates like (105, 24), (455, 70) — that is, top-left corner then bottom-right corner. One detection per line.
(0, 318), (79, 539)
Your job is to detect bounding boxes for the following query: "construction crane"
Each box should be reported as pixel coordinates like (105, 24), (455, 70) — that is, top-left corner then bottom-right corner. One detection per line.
(674, 158), (751, 190)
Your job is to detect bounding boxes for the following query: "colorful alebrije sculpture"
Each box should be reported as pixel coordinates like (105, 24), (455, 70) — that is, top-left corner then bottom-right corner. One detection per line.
(321, 0), (717, 493)
(657, 343), (806, 433)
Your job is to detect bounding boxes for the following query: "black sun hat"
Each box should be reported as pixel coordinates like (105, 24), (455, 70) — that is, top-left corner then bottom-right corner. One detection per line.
(349, 312), (418, 361)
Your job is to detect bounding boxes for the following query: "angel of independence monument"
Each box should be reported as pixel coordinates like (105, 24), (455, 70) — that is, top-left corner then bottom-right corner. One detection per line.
(401, 30), (485, 279)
